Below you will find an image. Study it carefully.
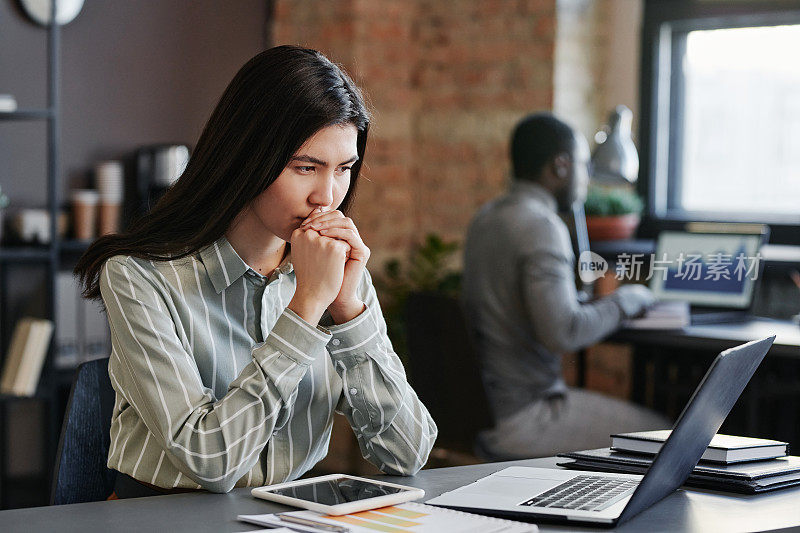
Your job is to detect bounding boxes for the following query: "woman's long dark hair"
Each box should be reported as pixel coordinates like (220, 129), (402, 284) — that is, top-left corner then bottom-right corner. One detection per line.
(75, 45), (370, 300)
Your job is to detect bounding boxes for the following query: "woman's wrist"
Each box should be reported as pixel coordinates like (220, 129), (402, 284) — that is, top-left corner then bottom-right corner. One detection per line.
(328, 299), (366, 324)
(288, 292), (327, 326)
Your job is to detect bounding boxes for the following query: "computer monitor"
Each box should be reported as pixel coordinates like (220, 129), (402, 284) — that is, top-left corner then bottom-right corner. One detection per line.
(649, 229), (765, 309)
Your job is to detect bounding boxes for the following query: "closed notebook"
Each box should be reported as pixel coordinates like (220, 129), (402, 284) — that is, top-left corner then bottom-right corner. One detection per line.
(0, 318), (54, 396)
(0, 319), (33, 394)
(14, 318), (54, 396)
(624, 301), (690, 329)
(611, 430), (788, 464)
(557, 457), (800, 494)
(559, 448), (800, 480)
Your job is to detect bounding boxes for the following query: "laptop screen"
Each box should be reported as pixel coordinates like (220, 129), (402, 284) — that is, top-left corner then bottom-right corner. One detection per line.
(618, 336), (774, 525)
(649, 231), (763, 309)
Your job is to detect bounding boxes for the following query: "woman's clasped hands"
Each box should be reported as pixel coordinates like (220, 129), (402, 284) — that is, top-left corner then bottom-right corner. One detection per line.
(288, 207), (370, 325)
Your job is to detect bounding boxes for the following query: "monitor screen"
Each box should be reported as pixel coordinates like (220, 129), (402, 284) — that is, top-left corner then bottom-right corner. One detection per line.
(649, 231), (763, 309)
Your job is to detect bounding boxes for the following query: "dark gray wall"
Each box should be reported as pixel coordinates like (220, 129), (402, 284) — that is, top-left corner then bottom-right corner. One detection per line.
(0, 0), (268, 484)
(1, 0), (269, 207)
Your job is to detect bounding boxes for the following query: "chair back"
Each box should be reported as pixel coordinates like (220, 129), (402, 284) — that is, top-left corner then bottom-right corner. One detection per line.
(404, 292), (493, 453)
(50, 357), (117, 505)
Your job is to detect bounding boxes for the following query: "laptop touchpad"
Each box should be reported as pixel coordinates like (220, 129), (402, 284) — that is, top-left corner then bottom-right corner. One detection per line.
(468, 476), (559, 497)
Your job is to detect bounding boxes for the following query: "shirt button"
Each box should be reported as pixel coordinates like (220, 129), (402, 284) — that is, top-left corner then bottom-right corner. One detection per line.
(349, 387), (358, 395)
(331, 339), (341, 346)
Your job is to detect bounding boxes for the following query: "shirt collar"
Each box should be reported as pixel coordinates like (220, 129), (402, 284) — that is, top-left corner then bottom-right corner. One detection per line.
(198, 236), (250, 294)
(510, 179), (558, 213)
(253, 253), (295, 284)
(275, 254), (294, 276)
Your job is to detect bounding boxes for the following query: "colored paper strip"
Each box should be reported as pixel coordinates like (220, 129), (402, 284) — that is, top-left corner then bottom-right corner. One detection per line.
(352, 510), (422, 527)
(374, 506), (428, 519)
(326, 515), (408, 533)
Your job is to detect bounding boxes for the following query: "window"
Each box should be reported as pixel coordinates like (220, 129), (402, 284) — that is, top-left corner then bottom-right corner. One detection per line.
(681, 25), (800, 216)
(639, 2), (800, 244)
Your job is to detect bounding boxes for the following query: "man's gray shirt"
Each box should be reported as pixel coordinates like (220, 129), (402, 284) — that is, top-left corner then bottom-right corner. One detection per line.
(462, 181), (627, 422)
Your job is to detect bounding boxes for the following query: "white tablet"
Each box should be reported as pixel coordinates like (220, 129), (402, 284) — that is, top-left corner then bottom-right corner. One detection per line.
(251, 473), (425, 515)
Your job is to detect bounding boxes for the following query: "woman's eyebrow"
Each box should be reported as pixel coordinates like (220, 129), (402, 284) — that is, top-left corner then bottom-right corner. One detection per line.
(290, 155), (359, 166)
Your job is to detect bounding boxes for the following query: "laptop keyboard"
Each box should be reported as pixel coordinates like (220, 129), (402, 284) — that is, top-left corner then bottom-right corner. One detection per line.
(519, 475), (638, 512)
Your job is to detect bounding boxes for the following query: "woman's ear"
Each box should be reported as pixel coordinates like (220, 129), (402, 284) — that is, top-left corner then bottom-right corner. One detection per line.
(553, 153), (571, 180)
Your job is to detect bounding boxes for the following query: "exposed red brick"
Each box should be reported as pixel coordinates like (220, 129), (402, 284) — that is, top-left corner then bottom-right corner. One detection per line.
(272, 0), (557, 268)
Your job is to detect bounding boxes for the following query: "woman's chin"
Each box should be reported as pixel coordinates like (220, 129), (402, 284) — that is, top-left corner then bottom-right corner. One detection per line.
(284, 219), (305, 240)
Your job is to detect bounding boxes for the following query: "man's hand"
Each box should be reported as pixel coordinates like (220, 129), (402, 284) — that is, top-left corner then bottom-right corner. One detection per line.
(614, 284), (656, 318)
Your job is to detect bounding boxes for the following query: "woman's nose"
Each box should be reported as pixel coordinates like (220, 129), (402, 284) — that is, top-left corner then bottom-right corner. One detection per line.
(308, 172), (335, 208)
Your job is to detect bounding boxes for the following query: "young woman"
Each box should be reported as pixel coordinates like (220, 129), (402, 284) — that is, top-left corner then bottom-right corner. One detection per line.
(75, 45), (437, 496)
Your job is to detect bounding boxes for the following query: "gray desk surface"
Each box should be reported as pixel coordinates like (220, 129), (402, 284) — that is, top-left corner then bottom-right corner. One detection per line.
(2, 457), (800, 532)
(611, 317), (800, 358)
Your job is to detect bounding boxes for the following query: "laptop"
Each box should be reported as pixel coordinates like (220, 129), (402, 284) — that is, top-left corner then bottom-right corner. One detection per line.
(426, 336), (775, 526)
(648, 225), (768, 325)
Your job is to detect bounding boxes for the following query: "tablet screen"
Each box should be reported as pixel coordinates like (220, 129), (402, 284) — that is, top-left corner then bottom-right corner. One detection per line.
(264, 477), (407, 506)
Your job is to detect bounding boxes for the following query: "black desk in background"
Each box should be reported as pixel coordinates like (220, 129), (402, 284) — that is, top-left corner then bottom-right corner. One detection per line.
(610, 317), (800, 358)
(603, 317), (800, 447)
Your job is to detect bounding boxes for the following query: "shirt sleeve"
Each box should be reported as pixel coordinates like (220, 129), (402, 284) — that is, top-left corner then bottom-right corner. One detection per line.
(100, 256), (330, 493)
(326, 269), (438, 475)
(520, 217), (624, 354)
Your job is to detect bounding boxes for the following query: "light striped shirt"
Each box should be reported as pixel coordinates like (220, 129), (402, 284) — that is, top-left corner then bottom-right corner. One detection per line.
(100, 236), (437, 493)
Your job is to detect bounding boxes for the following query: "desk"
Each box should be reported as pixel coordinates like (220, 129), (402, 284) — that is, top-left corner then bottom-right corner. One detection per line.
(610, 317), (800, 358)
(606, 317), (800, 446)
(1, 458), (799, 532)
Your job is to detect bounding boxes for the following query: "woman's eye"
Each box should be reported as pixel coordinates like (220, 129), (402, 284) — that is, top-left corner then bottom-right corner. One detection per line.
(336, 166), (352, 174)
(295, 166), (315, 173)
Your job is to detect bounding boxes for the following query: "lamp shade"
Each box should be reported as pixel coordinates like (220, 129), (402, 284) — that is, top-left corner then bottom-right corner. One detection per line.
(591, 105), (639, 184)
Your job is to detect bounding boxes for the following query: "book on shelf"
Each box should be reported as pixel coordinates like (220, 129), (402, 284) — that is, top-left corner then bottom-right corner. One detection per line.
(54, 272), (80, 369)
(83, 293), (111, 363)
(611, 430), (789, 464)
(0, 317), (54, 396)
(53, 271), (111, 370)
(557, 448), (800, 494)
(0, 94), (17, 112)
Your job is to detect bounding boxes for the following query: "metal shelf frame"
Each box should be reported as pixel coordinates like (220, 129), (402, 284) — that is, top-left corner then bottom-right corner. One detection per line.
(0, 0), (64, 510)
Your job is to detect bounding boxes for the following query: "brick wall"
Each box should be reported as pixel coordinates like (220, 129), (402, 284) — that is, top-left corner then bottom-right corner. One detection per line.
(273, 0), (641, 268)
(554, 0), (607, 138)
(554, 0), (643, 142)
(273, 0), (558, 269)
(272, 0), (646, 467)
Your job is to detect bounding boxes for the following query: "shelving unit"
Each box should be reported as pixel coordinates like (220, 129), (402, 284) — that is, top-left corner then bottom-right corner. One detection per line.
(0, 0), (72, 509)
(0, 109), (54, 121)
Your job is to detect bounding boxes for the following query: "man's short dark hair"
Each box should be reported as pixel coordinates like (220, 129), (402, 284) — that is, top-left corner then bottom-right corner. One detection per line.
(511, 113), (575, 181)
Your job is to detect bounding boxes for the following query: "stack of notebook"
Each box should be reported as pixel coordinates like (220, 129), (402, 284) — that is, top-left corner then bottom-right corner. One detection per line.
(557, 430), (800, 493)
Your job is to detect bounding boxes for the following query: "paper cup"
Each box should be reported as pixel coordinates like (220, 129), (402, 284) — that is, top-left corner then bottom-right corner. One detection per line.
(98, 202), (121, 235)
(72, 189), (99, 240)
(95, 160), (124, 203)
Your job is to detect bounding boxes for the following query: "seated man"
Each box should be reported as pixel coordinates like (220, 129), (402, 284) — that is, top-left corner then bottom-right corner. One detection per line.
(462, 113), (668, 459)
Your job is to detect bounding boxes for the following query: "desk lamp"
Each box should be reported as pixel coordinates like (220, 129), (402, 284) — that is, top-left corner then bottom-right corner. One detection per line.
(591, 105), (639, 185)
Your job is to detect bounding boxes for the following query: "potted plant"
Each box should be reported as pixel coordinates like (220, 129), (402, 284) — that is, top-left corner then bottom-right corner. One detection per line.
(376, 234), (461, 365)
(583, 184), (643, 241)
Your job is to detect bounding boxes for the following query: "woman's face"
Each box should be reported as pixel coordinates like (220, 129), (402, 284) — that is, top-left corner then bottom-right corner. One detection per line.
(250, 123), (359, 242)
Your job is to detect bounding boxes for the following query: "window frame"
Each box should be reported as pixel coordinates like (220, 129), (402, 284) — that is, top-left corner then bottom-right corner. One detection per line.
(638, 0), (800, 245)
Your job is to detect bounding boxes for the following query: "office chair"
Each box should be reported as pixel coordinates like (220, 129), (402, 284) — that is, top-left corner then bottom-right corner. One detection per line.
(50, 357), (117, 505)
(404, 292), (494, 461)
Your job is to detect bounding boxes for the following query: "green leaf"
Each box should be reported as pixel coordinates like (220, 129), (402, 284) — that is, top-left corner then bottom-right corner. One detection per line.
(584, 185), (643, 216)
(374, 233), (463, 364)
